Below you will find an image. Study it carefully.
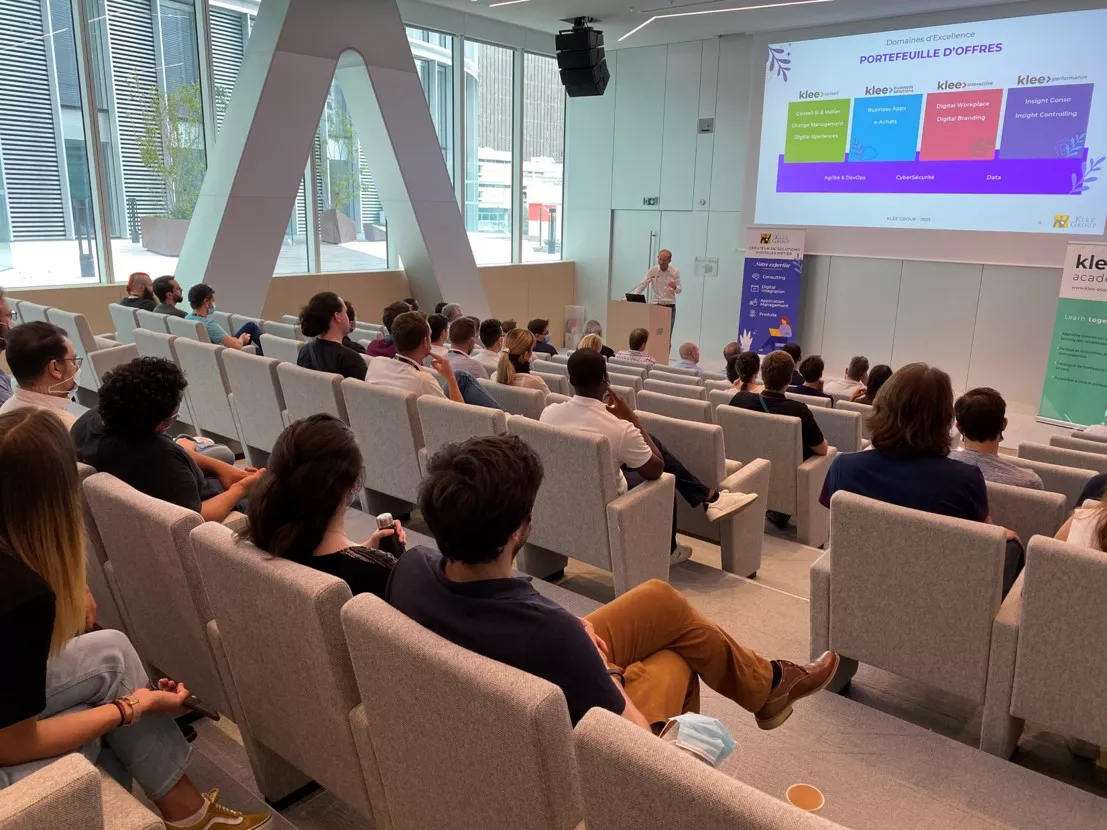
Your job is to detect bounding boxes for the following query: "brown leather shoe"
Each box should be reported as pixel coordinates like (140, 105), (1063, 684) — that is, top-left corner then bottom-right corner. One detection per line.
(755, 651), (840, 730)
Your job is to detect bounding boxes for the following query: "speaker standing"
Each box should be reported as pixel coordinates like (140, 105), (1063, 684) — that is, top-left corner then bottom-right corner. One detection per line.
(632, 249), (681, 333)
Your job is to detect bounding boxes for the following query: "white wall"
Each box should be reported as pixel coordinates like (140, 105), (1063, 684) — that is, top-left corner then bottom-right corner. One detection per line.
(563, 0), (1097, 414)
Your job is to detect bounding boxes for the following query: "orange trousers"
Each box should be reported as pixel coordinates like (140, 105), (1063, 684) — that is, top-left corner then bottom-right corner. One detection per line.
(584, 579), (774, 728)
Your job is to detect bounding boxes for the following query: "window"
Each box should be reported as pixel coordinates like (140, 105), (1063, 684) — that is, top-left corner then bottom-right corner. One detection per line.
(407, 27), (454, 181)
(522, 54), (564, 262)
(464, 40), (513, 265)
(0, 0), (103, 287)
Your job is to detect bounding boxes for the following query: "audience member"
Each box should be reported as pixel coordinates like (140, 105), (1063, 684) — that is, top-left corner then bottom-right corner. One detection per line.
(502, 319), (518, 333)
(434, 302), (448, 315)
(296, 292), (367, 381)
(427, 313), (449, 357)
(0, 408), (271, 828)
(474, 318), (504, 374)
(851, 364), (892, 405)
(722, 341), (741, 364)
(245, 414), (404, 598)
(788, 355), (832, 401)
(528, 318), (557, 356)
(614, 327), (656, 366)
(1056, 491), (1107, 551)
(388, 434), (838, 730)
(152, 276), (186, 318)
(444, 317), (488, 379)
(403, 297), (419, 312)
(673, 342), (704, 376)
(542, 350), (755, 564)
(820, 363), (1023, 593)
(72, 357), (263, 523)
(952, 388), (1043, 489)
(342, 300), (366, 354)
(364, 301), (411, 359)
(0, 289), (14, 406)
(578, 333), (604, 353)
(727, 351), (762, 393)
(366, 311), (463, 402)
(583, 319), (615, 359)
(185, 284), (263, 355)
(441, 303), (463, 324)
(782, 342), (803, 386)
(0, 322), (80, 429)
(120, 272), (156, 311)
(823, 356), (868, 399)
(496, 329), (549, 394)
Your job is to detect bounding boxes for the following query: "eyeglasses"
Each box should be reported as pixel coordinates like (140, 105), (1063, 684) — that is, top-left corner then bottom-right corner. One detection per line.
(59, 357), (84, 370)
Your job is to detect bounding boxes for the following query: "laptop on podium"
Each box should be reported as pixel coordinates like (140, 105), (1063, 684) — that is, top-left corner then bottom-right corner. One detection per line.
(625, 293), (646, 303)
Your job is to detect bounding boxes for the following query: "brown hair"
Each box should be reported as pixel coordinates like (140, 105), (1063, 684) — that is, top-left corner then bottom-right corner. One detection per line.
(867, 363), (953, 459)
(759, 350), (794, 391)
(628, 327), (649, 351)
(391, 311), (431, 353)
(497, 328), (536, 385)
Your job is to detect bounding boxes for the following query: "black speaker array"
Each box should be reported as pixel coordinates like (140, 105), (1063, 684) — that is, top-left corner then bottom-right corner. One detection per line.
(556, 26), (609, 97)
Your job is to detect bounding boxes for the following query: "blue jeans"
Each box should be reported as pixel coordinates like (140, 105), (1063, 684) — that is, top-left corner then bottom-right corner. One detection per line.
(236, 322), (265, 356)
(442, 371), (503, 409)
(0, 630), (191, 800)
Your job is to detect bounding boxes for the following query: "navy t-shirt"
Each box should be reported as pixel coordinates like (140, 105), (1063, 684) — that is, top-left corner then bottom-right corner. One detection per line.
(386, 546), (624, 725)
(820, 449), (989, 521)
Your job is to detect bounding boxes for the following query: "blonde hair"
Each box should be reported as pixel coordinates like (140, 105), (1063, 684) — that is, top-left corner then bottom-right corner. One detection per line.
(496, 328), (536, 385)
(579, 333), (603, 353)
(0, 409), (86, 655)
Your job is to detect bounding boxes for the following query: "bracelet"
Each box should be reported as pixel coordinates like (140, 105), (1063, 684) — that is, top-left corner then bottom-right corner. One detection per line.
(111, 700), (127, 727)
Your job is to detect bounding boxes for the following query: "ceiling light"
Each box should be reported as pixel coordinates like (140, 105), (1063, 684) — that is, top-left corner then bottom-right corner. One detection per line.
(619, 0), (835, 42)
(489, 0), (531, 6)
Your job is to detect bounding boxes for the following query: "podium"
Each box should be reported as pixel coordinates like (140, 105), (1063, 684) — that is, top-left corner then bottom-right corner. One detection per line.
(607, 300), (671, 364)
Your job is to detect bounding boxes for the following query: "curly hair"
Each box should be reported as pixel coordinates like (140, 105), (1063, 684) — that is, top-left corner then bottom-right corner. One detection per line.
(98, 357), (186, 434)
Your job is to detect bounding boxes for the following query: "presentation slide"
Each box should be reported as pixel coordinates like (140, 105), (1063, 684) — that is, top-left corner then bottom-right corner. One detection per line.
(753, 9), (1107, 236)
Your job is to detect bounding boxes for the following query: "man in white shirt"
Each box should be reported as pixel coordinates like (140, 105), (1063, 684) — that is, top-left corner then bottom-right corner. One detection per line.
(473, 318), (504, 375)
(0, 321), (81, 429)
(823, 356), (869, 399)
(540, 350), (756, 565)
(672, 342), (704, 377)
(614, 328), (656, 366)
(444, 317), (488, 380)
(631, 248), (681, 331)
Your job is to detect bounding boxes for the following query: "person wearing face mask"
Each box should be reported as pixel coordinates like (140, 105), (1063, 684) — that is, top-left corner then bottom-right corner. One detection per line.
(244, 414), (405, 598)
(495, 329), (549, 394)
(527, 318), (558, 356)
(0, 322), (81, 428)
(185, 283), (264, 356)
(151, 275), (187, 318)
(0, 289), (15, 406)
(120, 272), (157, 311)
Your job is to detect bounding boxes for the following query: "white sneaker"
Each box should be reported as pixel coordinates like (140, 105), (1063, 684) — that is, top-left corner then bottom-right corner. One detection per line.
(705, 490), (759, 523)
(670, 544), (693, 565)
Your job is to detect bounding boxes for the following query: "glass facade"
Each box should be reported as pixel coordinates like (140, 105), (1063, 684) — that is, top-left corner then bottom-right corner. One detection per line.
(0, 0), (564, 287)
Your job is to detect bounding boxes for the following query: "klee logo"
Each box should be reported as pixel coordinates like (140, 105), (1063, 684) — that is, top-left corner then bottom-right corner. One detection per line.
(798, 90), (822, 99)
(865, 85), (892, 96)
(759, 233), (773, 244)
(936, 80), (967, 91)
(1075, 253), (1107, 270)
(1017, 74), (1050, 85)
(1054, 215), (1070, 228)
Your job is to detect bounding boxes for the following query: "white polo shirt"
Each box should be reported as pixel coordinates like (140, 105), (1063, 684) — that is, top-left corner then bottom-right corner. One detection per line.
(539, 395), (653, 495)
(365, 355), (445, 399)
(823, 377), (864, 398)
(0, 387), (78, 429)
(473, 349), (501, 374)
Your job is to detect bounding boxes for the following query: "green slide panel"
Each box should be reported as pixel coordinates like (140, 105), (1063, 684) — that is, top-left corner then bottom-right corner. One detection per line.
(784, 98), (851, 163)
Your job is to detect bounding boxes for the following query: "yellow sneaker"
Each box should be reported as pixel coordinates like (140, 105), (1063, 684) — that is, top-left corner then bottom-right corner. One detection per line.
(171, 789), (272, 830)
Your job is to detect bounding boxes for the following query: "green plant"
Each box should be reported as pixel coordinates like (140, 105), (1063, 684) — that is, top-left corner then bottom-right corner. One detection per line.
(326, 107), (361, 215)
(135, 79), (209, 220)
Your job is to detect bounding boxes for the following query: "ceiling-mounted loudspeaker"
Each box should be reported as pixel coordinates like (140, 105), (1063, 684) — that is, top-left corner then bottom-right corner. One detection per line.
(556, 22), (609, 97)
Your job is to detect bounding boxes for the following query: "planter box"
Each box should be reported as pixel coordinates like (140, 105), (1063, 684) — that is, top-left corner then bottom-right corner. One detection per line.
(363, 222), (386, 242)
(321, 208), (356, 244)
(141, 216), (190, 256)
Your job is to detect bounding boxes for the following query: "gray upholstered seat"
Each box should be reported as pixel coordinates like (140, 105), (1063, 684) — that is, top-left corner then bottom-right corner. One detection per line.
(1072, 429), (1107, 444)
(533, 370), (569, 395)
(716, 406), (836, 547)
(834, 399), (873, 438)
(708, 388), (735, 415)
(705, 378), (735, 393)
(416, 394), (507, 461)
(108, 303), (139, 344)
(828, 391), (854, 407)
(166, 315), (211, 343)
(536, 360), (570, 378)
(1049, 434), (1107, 455)
(281, 313), (300, 324)
(342, 379), (424, 514)
(982, 536), (1107, 758)
(478, 378), (545, 419)
(1018, 441), (1107, 475)
(230, 313), (262, 334)
(984, 481), (1066, 549)
(190, 522), (374, 816)
(48, 308), (125, 400)
(637, 411), (770, 577)
(608, 383), (637, 409)
(259, 333), (302, 365)
(507, 417), (676, 594)
(1007, 456), (1097, 508)
(131, 329), (199, 432)
(546, 352), (570, 364)
(277, 362), (348, 423)
(809, 406), (864, 453)
(811, 491), (1009, 739)
(173, 339), (243, 446)
(263, 320), (302, 340)
(18, 300), (50, 323)
(603, 359), (647, 378)
(785, 390), (830, 408)
(87, 343), (139, 395)
(636, 390), (711, 424)
(646, 365), (701, 384)
(76, 464), (131, 637)
(606, 370), (643, 392)
(342, 594), (583, 830)
(212, 310), (234, 333)
(702, 370), (728, 382)
(642, 378), (706, 400)
(545, 391), (570, 405)
(222, 349), (288, 467)
(574, 708), (844, 830)
(134, 308), (170, 334)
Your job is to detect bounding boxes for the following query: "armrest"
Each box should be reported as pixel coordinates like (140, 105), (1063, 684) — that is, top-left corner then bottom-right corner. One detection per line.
(810, 552), (832, 660)
(724, 458), (742, 478)
(606, 472), (676, 595)
(717, 458), (771, 577)
(797, 448), (837, 548)
(981, 572), (1025, 757)
(221, 511), (249, 535)
(719, 457), (770, 498)
(798, 446), (837, 478)
(0, 753), (101, 827)
(95, 332), (117, 342)
(93, 335), (118, 350)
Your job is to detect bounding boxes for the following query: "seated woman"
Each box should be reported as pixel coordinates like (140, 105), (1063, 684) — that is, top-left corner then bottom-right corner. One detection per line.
(727, 351), (762, 393)
(820, 363), (1023, 593)
(1056, 493), (1107, 551)
(495, 329), (550, 394)
(297, 291), (367, 381)
(244, 414), (404, 598)
(582, 319), (615, 359)
(0, 409), (269, 829)
(578, 333), (604, 353)
(850, 364), (892, 405)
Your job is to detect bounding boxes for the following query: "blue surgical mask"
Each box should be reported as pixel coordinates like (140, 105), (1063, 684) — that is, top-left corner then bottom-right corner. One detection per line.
(543, 333), (551, 344)
(664, 713), (736, 766)
(210, 302), (217, 312)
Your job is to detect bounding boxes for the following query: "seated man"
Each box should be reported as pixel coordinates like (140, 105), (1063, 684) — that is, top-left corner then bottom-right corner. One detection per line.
(365, 311), (501, 409)
(151, 275), (187, 318)
(185, 283), (264, 355)
(474, 318), (504, 374)
(72, 357), (262, 522)
(119, 272), (156, 311)
(823, 355), (868, 399)
(365, 301), (412, 359)
(952, 387), (1043, 489)
(614, 327), (656, 366)
(782, 342), (804, 387)
(0, 290), (16, 406)
(389, 434), (838, 731)
(787, 355), (833, 401)
(342, 300), (366, 354)
(0, 322), (81, 428)
(427, 313), (449, 357)
(444, 317), (488, 380)
(541, 350), (754, 564)
(528, 318), (558, 356)
(442, 303), (464, 324)
(672, 342), (704, 377)
(722, 341), (741, 364)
